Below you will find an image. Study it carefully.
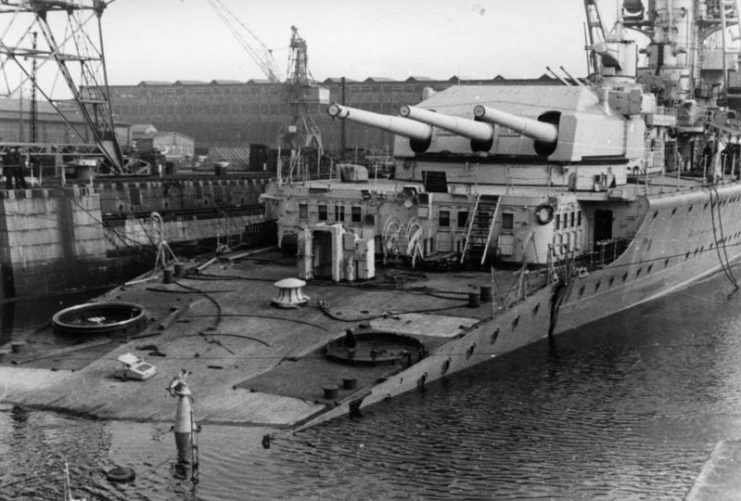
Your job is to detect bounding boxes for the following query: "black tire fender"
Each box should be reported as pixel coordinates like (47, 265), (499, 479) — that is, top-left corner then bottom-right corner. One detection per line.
(106, 466), (136, 483)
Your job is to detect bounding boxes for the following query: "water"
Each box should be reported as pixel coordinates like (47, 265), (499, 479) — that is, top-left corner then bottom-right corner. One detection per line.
(2, 274), (741, 500)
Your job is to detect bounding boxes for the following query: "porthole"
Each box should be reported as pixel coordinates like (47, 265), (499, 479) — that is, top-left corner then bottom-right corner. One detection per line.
(652, 211), (658, 219)
(685, 251), (690, 260)
(671, 208), (677, 216)
(466, 344), (476, 359)
(704, 202), (709, 209)
(609, 277), (615, 286)
(664, 258), (670, 267)
(622, 272), (628, 282)
(700, 245), (704, 253)
(490, 328), (500, 345)
(579, 286), (585, 296)
(533, 303), (540, 316)
(441, 359), (451, 375)
(595, 281), (601, 292)
(512, 316), (520, 329)
(688, 205), (693, 212)
(647, 264), (653, 273)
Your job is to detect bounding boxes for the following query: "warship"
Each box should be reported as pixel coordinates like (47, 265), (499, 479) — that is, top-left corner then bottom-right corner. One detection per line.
(7, 0), (741, 437)
(250, 0), (741, 427)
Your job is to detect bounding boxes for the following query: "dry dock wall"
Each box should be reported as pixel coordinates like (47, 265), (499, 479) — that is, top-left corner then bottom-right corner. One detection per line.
(0, 186), (111, 297)
(97, 177), (271, 253)
(0, 177), (273, 298)
(96, 177), (269, 214)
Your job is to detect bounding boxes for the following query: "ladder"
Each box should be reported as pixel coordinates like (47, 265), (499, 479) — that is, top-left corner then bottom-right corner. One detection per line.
(460, 195), (500, 265)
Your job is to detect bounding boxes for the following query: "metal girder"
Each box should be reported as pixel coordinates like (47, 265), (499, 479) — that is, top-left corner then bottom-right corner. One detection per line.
(0, 0), (123, 171)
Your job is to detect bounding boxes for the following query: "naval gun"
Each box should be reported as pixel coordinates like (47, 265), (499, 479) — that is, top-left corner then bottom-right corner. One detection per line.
(473, 104), (560, 156)
(327, 103), (432, 152)
(400, 105), (494, 152)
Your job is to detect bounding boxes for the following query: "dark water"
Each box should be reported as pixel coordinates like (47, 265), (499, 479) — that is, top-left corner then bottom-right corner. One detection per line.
(3, 273), (741, 500)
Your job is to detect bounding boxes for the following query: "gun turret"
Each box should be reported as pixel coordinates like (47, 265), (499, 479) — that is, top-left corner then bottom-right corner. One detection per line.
(473, 105), (560, 156)
(400, 105), (493, 151)
(328, 103), (432, 152)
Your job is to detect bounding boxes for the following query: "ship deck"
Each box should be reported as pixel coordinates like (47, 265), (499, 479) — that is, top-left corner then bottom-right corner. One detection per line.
(0, 250), (540, 427)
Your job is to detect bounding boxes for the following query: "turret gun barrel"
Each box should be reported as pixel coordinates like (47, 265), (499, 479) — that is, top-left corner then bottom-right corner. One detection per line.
(400, 105), (493, 143)
(327, 103), (431, 142)
(473, 105), (559, 144)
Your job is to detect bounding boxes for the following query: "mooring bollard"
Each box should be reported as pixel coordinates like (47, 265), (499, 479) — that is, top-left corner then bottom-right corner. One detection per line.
(167, 369), (199, 484)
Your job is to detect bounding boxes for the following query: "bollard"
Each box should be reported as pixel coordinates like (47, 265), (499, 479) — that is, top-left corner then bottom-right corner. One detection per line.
(468, 292), (481, 308)
(480, 285), (492, 303)
(163, 268), (174, 284)
(323, 384), (339, 399)
(342, 378), (357, 390)
(174, 262), (185, 278)
(10, 341), (25, 354)
(0, 349), (9, 362)
(168, 369), (199, 484)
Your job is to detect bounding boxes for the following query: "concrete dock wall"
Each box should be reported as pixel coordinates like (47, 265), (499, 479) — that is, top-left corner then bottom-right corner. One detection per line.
(0, 177), (273, 298)
(0, 186), (111, 297)
(97, 177), (270, 215)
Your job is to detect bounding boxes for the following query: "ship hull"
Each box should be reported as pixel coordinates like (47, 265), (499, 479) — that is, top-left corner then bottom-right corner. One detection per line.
(297, 182), (741, 428)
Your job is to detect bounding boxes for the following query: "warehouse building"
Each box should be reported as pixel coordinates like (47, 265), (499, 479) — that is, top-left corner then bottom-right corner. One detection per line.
(107, 75), (556, 154)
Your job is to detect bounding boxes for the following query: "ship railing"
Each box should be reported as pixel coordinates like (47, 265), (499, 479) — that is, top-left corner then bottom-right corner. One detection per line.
(589, 238), (630, 268)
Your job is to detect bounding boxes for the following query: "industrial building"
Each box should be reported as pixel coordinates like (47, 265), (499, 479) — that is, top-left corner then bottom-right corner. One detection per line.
(0, 97), (91, 144)
(107, 75), (557, 154)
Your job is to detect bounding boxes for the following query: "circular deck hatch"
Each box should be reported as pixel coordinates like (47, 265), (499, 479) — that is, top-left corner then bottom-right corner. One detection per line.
(52, 302), (147, 336)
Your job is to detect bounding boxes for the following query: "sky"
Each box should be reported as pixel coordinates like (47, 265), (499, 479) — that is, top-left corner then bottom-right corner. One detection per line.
(100, 0), (602, 85)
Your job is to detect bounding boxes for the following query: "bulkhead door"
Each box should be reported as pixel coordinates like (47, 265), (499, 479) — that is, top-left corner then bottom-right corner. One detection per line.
(593, 209), (613, 245)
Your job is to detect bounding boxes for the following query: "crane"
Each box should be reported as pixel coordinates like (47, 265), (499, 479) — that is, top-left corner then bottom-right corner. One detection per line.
(206, 0), (282, 83)
(285, 25), (326, 155)
(206, 3), (328, 174)
(0, 0), (124, 172)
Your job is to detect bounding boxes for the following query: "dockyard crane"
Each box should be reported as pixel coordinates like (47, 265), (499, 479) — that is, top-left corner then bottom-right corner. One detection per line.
(206, 0), (282, 83)
(206, 3), (328, 172)
(285, 25), (327, 156)
(0, 0), (124, 172)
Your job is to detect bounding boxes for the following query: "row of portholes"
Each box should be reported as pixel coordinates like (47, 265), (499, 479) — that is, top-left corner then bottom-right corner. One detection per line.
(578, 230), (741, 298)
(579, 261), (660, 297)
(652, 195), (741, 220)
(435, 304), (544, 378)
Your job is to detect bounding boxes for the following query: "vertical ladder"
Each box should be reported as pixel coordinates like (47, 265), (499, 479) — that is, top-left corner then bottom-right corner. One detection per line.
(460, 195), (500, 265)
(479, 200), (501, 265)
(459, 194), (481, 264)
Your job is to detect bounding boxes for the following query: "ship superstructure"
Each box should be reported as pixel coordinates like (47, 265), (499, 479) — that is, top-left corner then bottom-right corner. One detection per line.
(252, 0), (741, 426)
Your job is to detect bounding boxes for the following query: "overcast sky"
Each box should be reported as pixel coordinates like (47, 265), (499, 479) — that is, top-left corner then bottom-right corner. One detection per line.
(102, 0), (600, 84)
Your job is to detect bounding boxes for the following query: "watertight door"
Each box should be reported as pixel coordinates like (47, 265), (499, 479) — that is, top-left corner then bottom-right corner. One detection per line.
(593, 209), (613, 244)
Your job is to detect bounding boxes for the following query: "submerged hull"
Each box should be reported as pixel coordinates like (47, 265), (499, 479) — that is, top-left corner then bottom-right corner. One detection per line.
(1, 182), (739, 431)
(293, 182), (741, 429)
